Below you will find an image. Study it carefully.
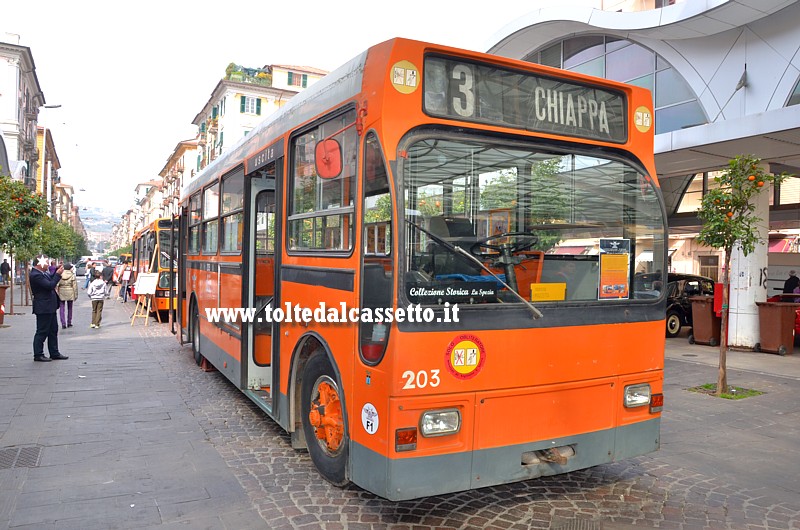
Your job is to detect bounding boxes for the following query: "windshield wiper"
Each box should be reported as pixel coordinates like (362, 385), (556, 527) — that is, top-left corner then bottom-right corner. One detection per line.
(405, 219), (542, 319)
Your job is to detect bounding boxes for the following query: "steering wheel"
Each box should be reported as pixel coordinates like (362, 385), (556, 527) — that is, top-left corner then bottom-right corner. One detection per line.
(470, 232), (538, 256)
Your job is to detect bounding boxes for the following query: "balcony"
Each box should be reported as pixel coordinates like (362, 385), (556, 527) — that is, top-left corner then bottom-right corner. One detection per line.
(227, 72), (272, 87)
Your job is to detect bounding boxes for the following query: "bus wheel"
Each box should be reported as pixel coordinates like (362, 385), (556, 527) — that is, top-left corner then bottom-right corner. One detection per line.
(191, 307), (203, 366)
(301, 354), (349, 486)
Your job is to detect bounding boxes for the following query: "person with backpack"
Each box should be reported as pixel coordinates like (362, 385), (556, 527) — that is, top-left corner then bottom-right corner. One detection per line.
(101, 262), (114, 299)
(56, 263), (78, 328)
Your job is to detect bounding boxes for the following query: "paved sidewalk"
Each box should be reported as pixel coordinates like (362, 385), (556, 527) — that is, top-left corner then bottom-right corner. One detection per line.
(665, 329), (800, 378)
(1, 297), (799, 529)
(0, 295), (265, 529)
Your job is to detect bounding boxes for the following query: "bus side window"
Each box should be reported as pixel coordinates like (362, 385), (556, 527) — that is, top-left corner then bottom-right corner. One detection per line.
(360, 132), (393, 363)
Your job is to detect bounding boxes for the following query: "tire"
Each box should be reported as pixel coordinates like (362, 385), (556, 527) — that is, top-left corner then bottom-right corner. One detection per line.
(191, 305), (203, 366)
(754, 342), (761, 352)
(301, 353), (349, 486)
(709, 338), (718, 347)
(666, 310), (682, 338)
(688, 334), (695, 345)
(778, 345), (787, 356)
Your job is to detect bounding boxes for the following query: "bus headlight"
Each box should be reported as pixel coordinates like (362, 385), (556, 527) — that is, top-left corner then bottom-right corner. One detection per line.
(420, 409), (461, 437)
(623, 384), (651, 408)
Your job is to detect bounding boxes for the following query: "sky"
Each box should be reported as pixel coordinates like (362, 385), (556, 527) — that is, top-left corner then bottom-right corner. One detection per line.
(2, 0), (598, 219)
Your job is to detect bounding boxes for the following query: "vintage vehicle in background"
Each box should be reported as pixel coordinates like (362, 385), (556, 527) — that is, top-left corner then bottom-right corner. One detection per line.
(634, 272), (716, 338)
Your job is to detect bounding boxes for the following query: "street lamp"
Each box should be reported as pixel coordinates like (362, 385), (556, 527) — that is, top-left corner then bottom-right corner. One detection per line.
(40, 104), (62, 217)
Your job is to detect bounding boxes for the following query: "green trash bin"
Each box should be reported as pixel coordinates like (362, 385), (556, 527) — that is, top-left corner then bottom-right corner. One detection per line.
(688, 295), (720, 346)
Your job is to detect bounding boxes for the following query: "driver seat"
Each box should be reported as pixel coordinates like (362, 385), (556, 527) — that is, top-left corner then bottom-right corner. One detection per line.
(427, 216), (481, 275)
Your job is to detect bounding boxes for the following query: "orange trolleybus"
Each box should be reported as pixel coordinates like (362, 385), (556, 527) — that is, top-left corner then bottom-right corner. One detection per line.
(178, 38), (666, 500)
(131, 217), (177, 316)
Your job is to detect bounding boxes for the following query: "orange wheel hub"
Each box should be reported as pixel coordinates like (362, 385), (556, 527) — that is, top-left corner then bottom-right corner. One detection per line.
(308, 380), (344, 452)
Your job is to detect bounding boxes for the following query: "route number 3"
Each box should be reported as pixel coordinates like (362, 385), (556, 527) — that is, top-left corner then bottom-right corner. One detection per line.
(452, 64), (475, 117)
(402, 369), (441, 390)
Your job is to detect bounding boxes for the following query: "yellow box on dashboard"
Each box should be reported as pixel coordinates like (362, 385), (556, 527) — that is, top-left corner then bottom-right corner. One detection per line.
(530, 282), (566, 301)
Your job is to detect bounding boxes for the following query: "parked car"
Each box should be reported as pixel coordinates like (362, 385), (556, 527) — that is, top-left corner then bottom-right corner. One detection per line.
(75, 260), (87, 276)
(665, 273), (715, 337)
(635, 272), (716, 337)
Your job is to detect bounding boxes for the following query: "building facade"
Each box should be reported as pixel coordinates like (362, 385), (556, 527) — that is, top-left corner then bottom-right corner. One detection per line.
(0, 34), (44, 189)
(192, 63), (327, 173)
(488, 0), (800, 346)
(159, 139), (198, 220)
(112, 62), (326, 251)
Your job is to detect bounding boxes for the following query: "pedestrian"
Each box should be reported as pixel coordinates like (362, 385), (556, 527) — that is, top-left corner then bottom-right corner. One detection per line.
(84, 263), (95, 289)
(0, 258), (10, 284)
(783, 270), (800, 294)
(29, 254), (69, 362)
(87, 269), (106, 328)
(119, 260), (132, 302)
(56, 263), (78, 328)
(101, 262), (114, 299)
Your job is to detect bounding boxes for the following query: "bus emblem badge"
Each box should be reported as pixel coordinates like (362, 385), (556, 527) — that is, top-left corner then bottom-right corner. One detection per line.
(361, 403), (379, 435)
(391, 60), (420, 95)
(445, 334), (486, 379)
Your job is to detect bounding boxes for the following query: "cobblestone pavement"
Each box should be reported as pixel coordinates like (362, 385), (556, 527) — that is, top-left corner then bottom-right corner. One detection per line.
(139, 320), (800, 530)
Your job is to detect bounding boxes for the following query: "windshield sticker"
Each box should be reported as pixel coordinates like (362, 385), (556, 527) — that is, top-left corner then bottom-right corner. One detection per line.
(598, 238), (631, 300)
(361, 403), (379, 435)
(445, 334), (486, 380)
(407, 281), (497, 304)
(634, 106), (652, 133)
(391, 60), (419, 95)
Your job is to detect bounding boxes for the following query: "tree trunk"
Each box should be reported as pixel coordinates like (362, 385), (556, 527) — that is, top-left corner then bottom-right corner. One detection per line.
(717, 249), (732, 396)
(23, 265), (29, 306)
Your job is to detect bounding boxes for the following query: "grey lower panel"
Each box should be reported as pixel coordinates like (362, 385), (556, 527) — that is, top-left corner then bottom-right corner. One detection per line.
(350, 418), (660, 501)
(199, 333), (241, 388)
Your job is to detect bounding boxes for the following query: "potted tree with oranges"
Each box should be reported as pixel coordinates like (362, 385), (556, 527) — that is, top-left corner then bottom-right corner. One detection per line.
(696, 155), (786, 396)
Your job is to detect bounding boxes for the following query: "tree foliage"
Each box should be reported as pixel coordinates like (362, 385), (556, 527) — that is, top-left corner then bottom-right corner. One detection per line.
(0, 175), (48, 260)
(0, 175), (89, 263)
(696, 155), (787, 396)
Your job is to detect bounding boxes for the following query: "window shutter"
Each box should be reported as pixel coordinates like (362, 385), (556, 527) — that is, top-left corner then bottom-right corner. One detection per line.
(197, 154), (201, 171)
(256, 98), (261, 115)
(219, 131), (224, 147)
(200, 123), (206, 133)
(240, 96), (246, 113)
(212, 106), (218, 118)
(288, 72), (293, 85)
(302, 74), (308, 88)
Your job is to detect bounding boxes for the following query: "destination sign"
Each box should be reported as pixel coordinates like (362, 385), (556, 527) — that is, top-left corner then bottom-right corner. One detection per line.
(246, 138), (285, 174)
(423, 56), (627, 143)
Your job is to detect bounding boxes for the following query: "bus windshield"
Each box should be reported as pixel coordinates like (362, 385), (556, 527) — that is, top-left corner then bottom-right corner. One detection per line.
(402, 135), (665, 305)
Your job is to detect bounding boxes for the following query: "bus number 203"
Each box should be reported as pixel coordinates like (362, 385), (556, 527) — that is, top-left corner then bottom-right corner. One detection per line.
(402, 370), (441, 390)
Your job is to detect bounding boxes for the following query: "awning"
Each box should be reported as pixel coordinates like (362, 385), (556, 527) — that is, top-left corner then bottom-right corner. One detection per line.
(552, 246), (589, 255)
(637, 250), (653, 262)
(769, 238), (795, 253)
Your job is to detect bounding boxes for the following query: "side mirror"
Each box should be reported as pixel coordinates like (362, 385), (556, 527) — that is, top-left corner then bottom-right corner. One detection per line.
(315, 139), (342, 179)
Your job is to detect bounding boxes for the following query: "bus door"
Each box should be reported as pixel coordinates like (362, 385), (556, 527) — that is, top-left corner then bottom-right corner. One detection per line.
(245, 177), (279, 405)
(178, 209), (188, 342)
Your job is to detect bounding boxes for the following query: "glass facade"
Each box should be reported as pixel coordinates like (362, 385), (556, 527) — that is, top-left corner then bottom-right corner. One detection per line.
(525, 36), (706, 134)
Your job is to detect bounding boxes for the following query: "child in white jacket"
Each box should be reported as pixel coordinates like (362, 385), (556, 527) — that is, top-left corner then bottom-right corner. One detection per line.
(87, 270), (106, 328)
